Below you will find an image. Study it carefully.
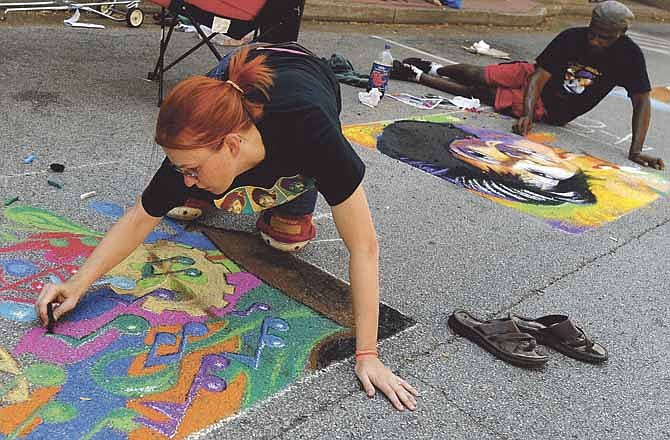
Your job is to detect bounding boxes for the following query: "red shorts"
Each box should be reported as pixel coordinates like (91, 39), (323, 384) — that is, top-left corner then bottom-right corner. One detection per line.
(483, 62), (547, 121)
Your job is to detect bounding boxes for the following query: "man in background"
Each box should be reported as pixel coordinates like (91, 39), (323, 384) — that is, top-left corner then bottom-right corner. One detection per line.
(391, 1), (663, 169)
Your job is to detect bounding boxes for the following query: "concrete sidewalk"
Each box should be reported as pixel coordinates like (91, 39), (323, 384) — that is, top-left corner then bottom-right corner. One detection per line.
(1, 0), (668, 27)
(303, 0), (670, 26)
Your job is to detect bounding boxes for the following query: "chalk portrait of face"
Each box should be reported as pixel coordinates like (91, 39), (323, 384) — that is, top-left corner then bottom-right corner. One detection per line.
(252, 188), (277, 209)
(563, 64), (599, 95)
(219, 190), (246, 214)
(377, 120), (596, 206)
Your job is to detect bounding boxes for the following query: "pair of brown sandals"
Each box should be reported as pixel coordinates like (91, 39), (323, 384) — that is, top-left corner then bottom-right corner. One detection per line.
(448, 310), (608, 368)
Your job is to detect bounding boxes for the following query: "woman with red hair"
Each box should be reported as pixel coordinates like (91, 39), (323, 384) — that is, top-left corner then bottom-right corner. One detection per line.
(35, 43), (418, 411)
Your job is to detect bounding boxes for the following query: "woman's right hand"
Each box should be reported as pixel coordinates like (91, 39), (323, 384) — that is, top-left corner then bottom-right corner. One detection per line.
(35, 282), (86, 326)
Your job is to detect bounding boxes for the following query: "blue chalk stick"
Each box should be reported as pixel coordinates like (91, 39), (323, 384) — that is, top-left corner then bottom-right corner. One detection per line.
(23, 154), (35, 164)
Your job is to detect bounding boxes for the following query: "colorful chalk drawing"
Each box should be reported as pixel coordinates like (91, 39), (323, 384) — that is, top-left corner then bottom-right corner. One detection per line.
(343, 114), (669, 233)
(0, 202), (345, 439)
(342, 113), (462, 150)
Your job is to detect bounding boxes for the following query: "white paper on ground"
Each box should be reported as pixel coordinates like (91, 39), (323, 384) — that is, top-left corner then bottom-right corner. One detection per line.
(463, 39), (510, 59)
(387, 93), (443, 110)
(474, 40), (490, 51)
(215, 31), (254, 47)
(195, 25), (252, 46)
(175, 23), (197, 32)
(358, 88), (382, 108)
(64, 9), (105, 28)
(447, 96), (481, 110)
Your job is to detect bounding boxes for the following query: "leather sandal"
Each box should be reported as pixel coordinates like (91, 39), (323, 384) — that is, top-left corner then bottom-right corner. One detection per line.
(448, 310), (548, 368)
(511, 314), (608, 363)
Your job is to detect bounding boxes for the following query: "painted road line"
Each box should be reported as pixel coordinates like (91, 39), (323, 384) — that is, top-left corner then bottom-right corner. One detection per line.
(632, 41), (670, 51)
(629, 39), (670, 49)
(371, 35), (458, 65)
(635, 45), (669, 55)
(628, 31), (670, 56)
(628, 31), (670, 45)
(311, 238), (343, 244)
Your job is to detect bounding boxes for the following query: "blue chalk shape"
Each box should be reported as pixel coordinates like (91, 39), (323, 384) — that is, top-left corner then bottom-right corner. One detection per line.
(90, 201), (125, 219)
(1, 259), (39, 277)
(92, 276), (136, 290)
(23, 154), (36, 164)
(0, 301), (37, 323)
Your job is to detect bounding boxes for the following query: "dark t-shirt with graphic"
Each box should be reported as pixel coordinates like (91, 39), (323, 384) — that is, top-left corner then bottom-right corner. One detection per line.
(142, 45), (365, 217)
(536, 27), (651, 125)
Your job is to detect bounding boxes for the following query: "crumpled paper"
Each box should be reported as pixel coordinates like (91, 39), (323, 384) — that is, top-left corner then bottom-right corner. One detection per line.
(463, 40), (510, 59)
(64, 9), (105, 28)
(447, 96), (481, 110)
(358, 88), (382, 108)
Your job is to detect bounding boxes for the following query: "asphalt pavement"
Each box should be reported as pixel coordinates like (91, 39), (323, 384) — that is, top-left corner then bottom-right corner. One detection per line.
(1, 16), (669, 440)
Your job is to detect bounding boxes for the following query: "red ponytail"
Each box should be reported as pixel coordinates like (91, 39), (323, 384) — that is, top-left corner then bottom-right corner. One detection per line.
(155, 45), (274, 150)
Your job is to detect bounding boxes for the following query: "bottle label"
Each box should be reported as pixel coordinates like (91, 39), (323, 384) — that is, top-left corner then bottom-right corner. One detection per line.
(367, 62), (392, 95)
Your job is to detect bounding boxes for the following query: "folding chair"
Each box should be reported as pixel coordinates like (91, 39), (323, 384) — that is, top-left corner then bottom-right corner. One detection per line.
(146, 0), (305, 104)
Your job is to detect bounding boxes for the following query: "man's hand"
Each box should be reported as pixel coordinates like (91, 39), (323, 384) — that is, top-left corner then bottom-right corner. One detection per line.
(35, 281), (86, 326)
(629, 153), (665, 170)
(513, 116), (533, 136)
(355, 356), (418, 411)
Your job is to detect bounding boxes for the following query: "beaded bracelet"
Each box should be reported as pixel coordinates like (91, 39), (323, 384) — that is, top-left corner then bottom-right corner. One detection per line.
(355, 349), (379, 360)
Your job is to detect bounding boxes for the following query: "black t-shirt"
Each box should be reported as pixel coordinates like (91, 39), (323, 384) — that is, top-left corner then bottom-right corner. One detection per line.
(536, 27), (651, 125)
(142, 44), (365, 217)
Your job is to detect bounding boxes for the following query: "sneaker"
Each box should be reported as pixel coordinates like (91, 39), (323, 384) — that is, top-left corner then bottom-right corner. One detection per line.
(390, 60), (423, 82)
(256, 211), (316, 252)
(166, 198), (210, 221)
(402, 57), (433, 73)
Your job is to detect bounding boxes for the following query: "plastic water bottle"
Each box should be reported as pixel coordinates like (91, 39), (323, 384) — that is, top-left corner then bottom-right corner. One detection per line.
(367, 44), (393, 97)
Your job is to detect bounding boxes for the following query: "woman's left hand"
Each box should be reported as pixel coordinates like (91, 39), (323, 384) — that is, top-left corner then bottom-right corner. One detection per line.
(355, 356), (419, 411)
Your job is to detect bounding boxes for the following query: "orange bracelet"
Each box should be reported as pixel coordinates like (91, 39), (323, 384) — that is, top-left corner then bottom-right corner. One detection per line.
(355, 349), (378, 360)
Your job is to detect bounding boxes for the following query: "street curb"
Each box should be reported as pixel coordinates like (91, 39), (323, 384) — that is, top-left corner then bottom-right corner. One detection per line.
(303, 1), (550, 26)
(2, 0), (667, 27)
(302, 0), (670, 25)
(556, 4), (670, 21)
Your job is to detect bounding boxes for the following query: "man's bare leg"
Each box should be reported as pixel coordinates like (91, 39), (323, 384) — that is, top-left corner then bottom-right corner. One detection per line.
(435, 64), (487, 86)
(390, 60), (496, 104)
(402, 58), (488, 85)
(393, 59), (493, 101)
(418, 74), (495, 104)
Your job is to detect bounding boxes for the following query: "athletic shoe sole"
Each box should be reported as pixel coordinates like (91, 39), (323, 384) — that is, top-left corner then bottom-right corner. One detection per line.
(259, 231), (310, 252)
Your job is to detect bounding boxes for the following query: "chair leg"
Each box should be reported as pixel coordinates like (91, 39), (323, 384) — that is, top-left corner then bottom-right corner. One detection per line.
(147, 7), (177, 106)
(192, 20), (222, 60)
(158, 20), (165, 105)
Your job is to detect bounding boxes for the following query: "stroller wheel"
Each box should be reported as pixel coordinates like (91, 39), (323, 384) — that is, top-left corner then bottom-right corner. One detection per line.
(126, 7), (144, 27)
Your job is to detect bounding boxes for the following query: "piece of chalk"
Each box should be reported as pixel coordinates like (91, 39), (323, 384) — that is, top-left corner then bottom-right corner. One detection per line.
(23, 154), (36, 164)
(3, 196), (19, 206)
(47, 179), (63, 189)
(46, 302), (56, 333)
(80, 191), (97, 200)
(49, 163), (65, 172)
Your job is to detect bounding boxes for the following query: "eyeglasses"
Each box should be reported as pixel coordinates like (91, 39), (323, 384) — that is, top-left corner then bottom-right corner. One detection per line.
(169, 138), (224, 180)
(171, 163), (200, 179)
